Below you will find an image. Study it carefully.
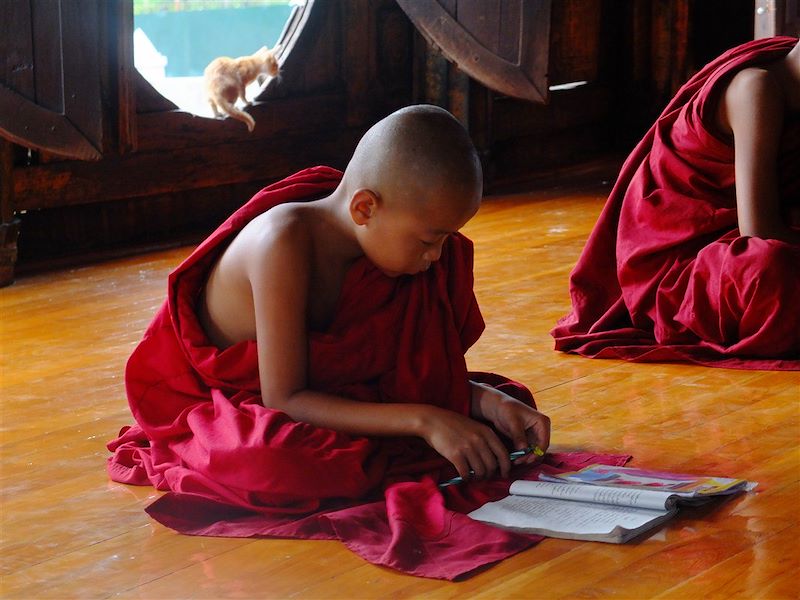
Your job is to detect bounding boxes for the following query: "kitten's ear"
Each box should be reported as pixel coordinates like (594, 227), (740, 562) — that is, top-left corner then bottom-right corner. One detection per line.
(256, 46), (268, 55)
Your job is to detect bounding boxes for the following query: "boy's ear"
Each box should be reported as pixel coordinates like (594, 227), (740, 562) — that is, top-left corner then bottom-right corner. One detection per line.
(349, 189), (380, 225)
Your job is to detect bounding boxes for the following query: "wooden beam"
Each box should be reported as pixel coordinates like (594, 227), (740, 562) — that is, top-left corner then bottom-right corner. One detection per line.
(133, 92), (346, 152)
(13, 124), (359, 211)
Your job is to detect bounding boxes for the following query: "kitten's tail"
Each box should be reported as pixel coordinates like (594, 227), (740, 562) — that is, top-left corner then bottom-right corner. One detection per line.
(214, 96), (256, 132)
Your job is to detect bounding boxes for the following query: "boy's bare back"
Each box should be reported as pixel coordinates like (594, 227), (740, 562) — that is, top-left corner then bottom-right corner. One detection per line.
(199, 202), (352, 349)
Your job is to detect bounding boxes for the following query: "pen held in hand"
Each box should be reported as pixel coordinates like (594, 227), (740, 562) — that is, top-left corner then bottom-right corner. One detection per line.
(438, 445), (545, 488)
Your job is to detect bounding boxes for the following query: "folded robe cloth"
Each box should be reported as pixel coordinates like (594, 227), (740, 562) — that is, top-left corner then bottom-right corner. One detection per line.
(142, 451), (629, 580)
(106, 165), (628, 578)
(551, 37), (800, 370)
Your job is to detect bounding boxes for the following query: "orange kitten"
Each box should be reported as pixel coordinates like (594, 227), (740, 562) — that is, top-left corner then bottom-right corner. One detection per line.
(204, 45), (280, 132)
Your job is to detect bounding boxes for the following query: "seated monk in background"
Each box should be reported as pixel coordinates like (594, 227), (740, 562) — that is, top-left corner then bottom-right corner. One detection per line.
(552, 36), (800, 369)
(108, 105), (550, 514)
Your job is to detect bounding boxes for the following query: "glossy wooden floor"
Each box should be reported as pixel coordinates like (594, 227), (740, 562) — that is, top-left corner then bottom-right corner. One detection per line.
(2, 186), (798, 599)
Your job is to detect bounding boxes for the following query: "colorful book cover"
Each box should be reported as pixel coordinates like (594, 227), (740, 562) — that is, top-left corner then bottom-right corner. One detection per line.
(541, 464), (755, 496)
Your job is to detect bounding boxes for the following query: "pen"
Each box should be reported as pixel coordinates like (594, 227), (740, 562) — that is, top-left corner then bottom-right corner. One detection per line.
(438, 445), (545, 488)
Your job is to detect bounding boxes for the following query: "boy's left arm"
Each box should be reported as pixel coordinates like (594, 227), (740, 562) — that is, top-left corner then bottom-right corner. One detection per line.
(469, 380), (550, 464)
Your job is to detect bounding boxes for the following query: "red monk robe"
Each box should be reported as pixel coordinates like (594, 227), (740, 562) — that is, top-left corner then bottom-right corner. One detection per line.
(552, 37), (800, 370)
(107, 166), (630, 578)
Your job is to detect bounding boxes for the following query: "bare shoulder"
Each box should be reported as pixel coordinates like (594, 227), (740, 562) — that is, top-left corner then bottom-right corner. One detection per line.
(237, 203), (313, 279)
(718, 67), (784, 136)
(199, 203), (314, 347)
(727, 67), (782, 100)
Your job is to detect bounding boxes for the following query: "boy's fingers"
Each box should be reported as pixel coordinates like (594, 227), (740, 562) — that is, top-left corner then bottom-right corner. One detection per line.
(481, 440), (504, 479)
(485, 432), (510, 478)
(526, 428), (542, 452)
(513, 431), (528, 453)
(467, 447), (490, 479)
(526, 414), (550, 451)
(513, 419), (536, 460)
(451, 456), (471, 479)
(537, 416), (551, 450)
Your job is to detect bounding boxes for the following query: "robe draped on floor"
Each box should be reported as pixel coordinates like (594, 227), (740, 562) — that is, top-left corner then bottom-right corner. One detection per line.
(551, 37), (800, 370)
(106, 166), (627, 579)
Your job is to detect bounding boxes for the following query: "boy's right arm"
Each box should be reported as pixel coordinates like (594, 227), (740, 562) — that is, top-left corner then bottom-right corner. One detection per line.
(246, 223), (511, 479)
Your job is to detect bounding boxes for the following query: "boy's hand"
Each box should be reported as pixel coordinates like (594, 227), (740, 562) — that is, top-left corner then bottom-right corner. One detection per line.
(418, 406), (511, 480)
(471, 382), (550, 465)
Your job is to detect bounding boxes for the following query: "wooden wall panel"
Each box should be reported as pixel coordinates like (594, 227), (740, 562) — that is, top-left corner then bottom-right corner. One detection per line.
(29, 2), (63, 112)
(15, 181), (271, 271)
(376, 4), (413, 97)
(1, 0), (35, 100)
(548, 0), (603, 85)
(619, 0), (754, 145)
(0, 140), (19, 286)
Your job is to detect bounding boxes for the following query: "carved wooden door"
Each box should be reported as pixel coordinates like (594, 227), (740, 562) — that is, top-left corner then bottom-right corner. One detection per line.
(0, 0), (108, 160)
(396, 0), (552, 104)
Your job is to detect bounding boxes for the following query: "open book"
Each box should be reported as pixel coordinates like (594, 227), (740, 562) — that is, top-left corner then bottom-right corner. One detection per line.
(468, 464), (756, 544)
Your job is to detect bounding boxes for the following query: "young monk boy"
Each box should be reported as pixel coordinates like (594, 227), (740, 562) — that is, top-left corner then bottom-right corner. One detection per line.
(108, 105), (550, 514)
(552, 36), (800, 369)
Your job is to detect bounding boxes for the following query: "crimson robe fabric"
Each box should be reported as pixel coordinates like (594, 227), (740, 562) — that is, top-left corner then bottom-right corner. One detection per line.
(552, 37), (800, 370)
(141, 451), (629, 580)
(105, 165), (626, 578)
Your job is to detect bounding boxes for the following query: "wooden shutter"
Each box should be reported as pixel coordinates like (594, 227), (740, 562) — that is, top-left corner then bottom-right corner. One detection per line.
(397, 0), (552, 104)
(0, 0), (107, 160)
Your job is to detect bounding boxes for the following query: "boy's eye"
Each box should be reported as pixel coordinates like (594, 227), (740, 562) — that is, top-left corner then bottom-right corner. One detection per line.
(420, 233), (450, 247)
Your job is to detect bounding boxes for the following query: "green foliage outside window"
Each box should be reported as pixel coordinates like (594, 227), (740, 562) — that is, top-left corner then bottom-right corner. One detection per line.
(134, 0), (290, 16)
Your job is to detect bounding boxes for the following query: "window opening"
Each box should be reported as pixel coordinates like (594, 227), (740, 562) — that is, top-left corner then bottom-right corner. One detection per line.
(133, 0), (300, 117)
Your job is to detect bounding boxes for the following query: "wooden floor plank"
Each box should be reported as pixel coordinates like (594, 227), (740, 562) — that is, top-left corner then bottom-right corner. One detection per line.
(2, 185), (798, 599)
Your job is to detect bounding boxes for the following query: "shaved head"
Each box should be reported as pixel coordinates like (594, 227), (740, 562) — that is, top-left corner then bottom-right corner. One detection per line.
(343, 105), (483, 213)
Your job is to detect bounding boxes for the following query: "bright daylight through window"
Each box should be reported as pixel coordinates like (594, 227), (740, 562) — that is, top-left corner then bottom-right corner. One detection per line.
(133, 0), (297, 116)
